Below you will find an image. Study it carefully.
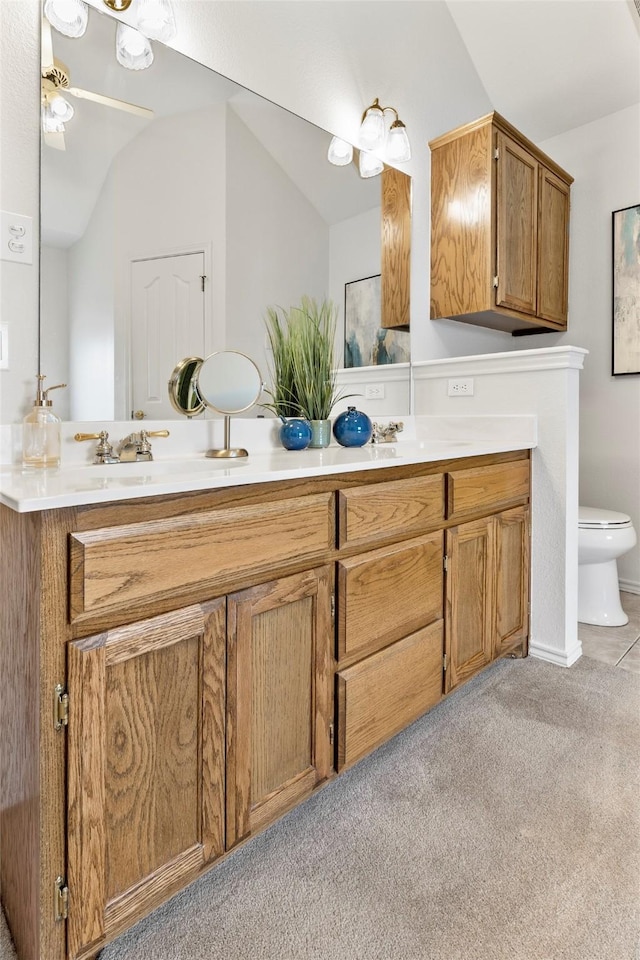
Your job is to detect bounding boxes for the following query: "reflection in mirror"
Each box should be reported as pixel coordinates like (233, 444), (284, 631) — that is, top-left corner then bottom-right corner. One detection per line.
(196, 351), (263, 458)
(39, 6), (411, 423)
(167, 357), (204, 418)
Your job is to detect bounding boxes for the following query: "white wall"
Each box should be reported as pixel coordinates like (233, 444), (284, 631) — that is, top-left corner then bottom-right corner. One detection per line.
(535, 105), (640, 590)
(39, 246), (70, 420)
(329, 206), (381, 364)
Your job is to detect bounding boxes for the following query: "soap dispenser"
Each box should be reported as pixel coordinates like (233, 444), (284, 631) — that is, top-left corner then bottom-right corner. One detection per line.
(22, 375), (66, 468)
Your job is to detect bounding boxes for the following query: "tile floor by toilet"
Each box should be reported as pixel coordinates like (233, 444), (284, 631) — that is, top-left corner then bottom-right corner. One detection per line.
(579, 591), (640, 674)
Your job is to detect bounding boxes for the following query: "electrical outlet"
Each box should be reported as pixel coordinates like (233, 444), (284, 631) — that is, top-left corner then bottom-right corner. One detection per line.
(365, 384), (385, 400)
(447, 378), (474, 397)
(1, 211), (33, 265)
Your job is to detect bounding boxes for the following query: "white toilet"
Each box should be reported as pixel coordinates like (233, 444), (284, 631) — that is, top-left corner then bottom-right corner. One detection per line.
(578, 506), (637, 626)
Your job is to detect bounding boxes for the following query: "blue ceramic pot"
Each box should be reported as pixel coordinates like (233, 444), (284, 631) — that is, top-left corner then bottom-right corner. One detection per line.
(333, 406), (373, 447)
(279, 418), (312, 451)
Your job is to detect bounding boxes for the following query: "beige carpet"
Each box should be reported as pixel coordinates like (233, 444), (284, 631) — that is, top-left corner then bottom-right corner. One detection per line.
(2, 656), (639, 960)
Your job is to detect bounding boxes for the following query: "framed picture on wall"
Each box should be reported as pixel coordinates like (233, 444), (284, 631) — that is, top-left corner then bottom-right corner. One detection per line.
(612, 203), (640, 376)
(344, 274), (410, 368)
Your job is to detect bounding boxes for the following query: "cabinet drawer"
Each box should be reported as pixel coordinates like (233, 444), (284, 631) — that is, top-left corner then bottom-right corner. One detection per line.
(338, 474), (444, 548)
(69, 492), (334, 625)
(446, 459), (529, 522)
(337, 620), (443, 770)
(337, 532), (443, 664)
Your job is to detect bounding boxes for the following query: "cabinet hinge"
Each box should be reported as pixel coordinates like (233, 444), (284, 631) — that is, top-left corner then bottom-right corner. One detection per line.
(330, 593), (335, 623)
(443, 555), (448, 572)
(493, 147), (499, 160)
(200, 274), (207, 292)
(443, 654), (448, 672)
(54, 684), (69, 731)
(493, 275), (499, 288)
(54, 876), (69, 922)
(329, 721), (334, 746)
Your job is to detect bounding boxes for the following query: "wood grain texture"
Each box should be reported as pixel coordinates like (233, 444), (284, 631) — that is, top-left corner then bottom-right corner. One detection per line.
(430, 122), (493, 319)
(381, 165), (411, 329)
(67, 604), (224, 959)
(337, 621), (443, 770)
(445, 518), (494, 693)
(337, 533), (443, 665)
(537, 166), (570, 325)
(494, 505), (530, 658)
(446, 459), (529, 523)
(338, 473), (444, 548)
(226, 567), (333, 848)
(495, 132), (538, 316)
(69, 492), (334, 625)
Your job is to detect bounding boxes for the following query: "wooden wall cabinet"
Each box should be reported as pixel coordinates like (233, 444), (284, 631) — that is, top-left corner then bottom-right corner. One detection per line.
(429, 112), (572, 335)
(0, 450), (531, 960)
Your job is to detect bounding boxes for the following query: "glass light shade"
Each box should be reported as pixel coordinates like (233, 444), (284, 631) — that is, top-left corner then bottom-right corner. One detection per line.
(44, 0), (88, 38)
(327, 136), (353, 166)
(358, 150), (384, 179)
(134, 0), (176, 41)
(42, 102), (65, 134)
(49, 94), (75, 123)
(359, 106), (385, 151)
(386, 121), (411, 163)
(116, 23), (154, 70)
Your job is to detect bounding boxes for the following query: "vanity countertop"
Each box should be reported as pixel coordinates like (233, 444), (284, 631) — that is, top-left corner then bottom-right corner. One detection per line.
(0, 436), (536, 513)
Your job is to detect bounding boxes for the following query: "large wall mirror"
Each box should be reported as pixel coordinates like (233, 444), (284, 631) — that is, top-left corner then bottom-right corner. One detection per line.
(39, 6), (411, 422)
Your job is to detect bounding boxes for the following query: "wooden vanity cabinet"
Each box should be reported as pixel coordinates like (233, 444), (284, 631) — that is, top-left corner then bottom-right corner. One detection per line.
(0, 450), (531, 960)
(429, 111), (572, 335)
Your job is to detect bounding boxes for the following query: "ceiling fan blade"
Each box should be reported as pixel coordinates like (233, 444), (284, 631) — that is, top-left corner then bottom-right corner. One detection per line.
(41, 17), (54, 72)
(67, 87), (154, 119)
(44, 130), (66, 151)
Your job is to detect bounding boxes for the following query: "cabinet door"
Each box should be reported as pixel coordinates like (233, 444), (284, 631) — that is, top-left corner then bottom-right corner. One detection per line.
(537, 166), (570, 326)
(495, 132), (538, 316)
(445, 517), (494, 693)
(226, 567), (333, 848)
(66, 601), (226, 960)
(494, 505), (530, 658)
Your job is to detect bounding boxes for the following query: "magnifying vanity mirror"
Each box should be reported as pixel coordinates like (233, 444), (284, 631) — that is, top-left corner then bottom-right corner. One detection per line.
(169, 351), (263, 457)
(39, 6), (412, 424)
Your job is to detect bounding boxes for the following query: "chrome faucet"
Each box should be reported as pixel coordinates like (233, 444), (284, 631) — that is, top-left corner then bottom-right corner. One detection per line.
(118, 429), (170, 462)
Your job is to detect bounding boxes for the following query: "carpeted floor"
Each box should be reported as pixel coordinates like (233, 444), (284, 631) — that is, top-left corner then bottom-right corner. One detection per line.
(2, 656), (639, 960)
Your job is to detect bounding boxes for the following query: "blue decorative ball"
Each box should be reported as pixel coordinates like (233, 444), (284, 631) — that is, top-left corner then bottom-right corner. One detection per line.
(333, 407), (373, 447)
(279, 418), (312, 451)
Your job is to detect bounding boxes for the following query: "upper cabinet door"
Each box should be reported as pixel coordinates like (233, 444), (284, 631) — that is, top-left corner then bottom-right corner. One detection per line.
(226, 566), (333, 849)
(495, 132), (539, 317)
(537, 166), (571, 325)
(66, 601), (226, 960)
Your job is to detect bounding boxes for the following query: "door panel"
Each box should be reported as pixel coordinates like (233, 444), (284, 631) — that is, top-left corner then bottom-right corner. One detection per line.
(226, 567), (333, 848)
(495, 133), (538, 316)
(537, 167), (570, 325)
(131, 252), (205, 420)
(66, 601), (225, 959)
(445, 518), (494, 693)
(494, 505), (530, 657)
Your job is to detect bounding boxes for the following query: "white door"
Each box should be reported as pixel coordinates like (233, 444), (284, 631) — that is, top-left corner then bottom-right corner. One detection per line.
(131, 252), (206, 420)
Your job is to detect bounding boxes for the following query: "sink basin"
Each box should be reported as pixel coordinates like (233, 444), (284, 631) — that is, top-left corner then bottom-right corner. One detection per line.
(62, 458), (247, 481)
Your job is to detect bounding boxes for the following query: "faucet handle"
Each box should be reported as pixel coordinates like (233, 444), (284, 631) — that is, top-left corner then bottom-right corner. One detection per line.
(74, 430), (119, 464)
(142, 430), (170, 438)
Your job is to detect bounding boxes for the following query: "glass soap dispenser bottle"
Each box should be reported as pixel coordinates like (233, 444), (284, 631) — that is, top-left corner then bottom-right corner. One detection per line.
(22, 375), (66, 468)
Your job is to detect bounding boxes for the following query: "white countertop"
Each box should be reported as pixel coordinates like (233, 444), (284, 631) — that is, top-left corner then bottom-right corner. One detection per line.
(0, 434), (535, 513)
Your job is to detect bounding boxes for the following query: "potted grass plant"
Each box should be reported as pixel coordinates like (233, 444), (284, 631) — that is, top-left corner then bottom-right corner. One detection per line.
(263, 296), (350, 448)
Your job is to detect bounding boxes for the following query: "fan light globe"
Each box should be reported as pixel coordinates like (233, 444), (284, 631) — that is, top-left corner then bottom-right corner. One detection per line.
(44, 0), (88, 38)
(42, 102), (65, 134)
(327, 137), (353, 166)
(358, 150), (384, 179)
(135, 0), (176, 41)
(49, 94), (75, 123)
(116, 23), (154, 70)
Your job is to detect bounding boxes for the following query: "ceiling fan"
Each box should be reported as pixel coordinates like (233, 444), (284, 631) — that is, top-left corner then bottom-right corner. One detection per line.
(41, 18), (154, 150)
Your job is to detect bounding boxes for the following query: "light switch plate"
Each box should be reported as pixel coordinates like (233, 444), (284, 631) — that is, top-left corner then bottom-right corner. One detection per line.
(1, 211), (33, 265)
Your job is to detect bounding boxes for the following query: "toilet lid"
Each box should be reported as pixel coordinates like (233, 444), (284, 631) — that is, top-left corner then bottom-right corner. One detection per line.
(579, 506), (632, 529)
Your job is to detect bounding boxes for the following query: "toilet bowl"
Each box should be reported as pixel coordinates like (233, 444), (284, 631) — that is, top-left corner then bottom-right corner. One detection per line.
(578, 506), (637, 626)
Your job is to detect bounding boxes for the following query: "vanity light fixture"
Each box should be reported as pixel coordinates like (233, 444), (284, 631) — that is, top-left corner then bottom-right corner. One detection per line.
(358, 149), (384, 179)
(45, 0), (176, 72)
(327, 136), (353, 166)
(327, 97), (411, 178)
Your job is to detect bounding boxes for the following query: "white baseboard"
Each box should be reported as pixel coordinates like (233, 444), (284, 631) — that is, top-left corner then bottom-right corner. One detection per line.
(619, 579), (640, 596)
(529, 638), (583, 668)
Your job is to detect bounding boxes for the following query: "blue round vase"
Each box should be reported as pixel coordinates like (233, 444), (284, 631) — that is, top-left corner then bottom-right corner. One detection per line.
(333, 406), (373, 447)
(279, 418), (312, 451)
